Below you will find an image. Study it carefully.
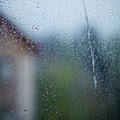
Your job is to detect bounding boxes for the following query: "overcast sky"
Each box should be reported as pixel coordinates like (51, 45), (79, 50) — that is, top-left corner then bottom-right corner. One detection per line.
(1, 0), (120, 41)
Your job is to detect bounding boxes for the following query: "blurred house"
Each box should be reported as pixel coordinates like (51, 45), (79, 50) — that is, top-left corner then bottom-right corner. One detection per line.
(0, 14), (38, 120)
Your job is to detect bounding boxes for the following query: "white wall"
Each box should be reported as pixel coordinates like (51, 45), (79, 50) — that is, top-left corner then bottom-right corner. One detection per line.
(16, 55), (35, 120)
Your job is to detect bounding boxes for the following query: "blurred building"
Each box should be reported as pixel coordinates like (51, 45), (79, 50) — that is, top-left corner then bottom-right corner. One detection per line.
(0, 14), (38, 120)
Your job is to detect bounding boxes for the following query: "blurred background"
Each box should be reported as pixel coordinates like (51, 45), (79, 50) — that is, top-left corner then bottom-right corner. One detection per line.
(0, 0), (120, 120)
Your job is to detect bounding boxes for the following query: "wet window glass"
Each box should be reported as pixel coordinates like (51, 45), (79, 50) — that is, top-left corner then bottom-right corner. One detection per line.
(0, 57), (14, 81)
(0, 0), (120, 120)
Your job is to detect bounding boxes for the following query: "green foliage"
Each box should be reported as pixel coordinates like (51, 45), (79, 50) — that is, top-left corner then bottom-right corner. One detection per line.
(36, 32), (120, 120)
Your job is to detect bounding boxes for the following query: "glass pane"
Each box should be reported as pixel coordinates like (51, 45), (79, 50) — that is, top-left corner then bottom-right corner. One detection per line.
(0, 0), (120, 120)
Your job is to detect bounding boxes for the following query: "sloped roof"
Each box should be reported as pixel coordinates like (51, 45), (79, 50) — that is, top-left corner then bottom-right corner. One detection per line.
(0, 14), (39, 55)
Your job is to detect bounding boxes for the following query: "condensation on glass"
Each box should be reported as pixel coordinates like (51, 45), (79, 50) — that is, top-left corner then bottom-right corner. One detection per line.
(0, 0), (120, 120)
